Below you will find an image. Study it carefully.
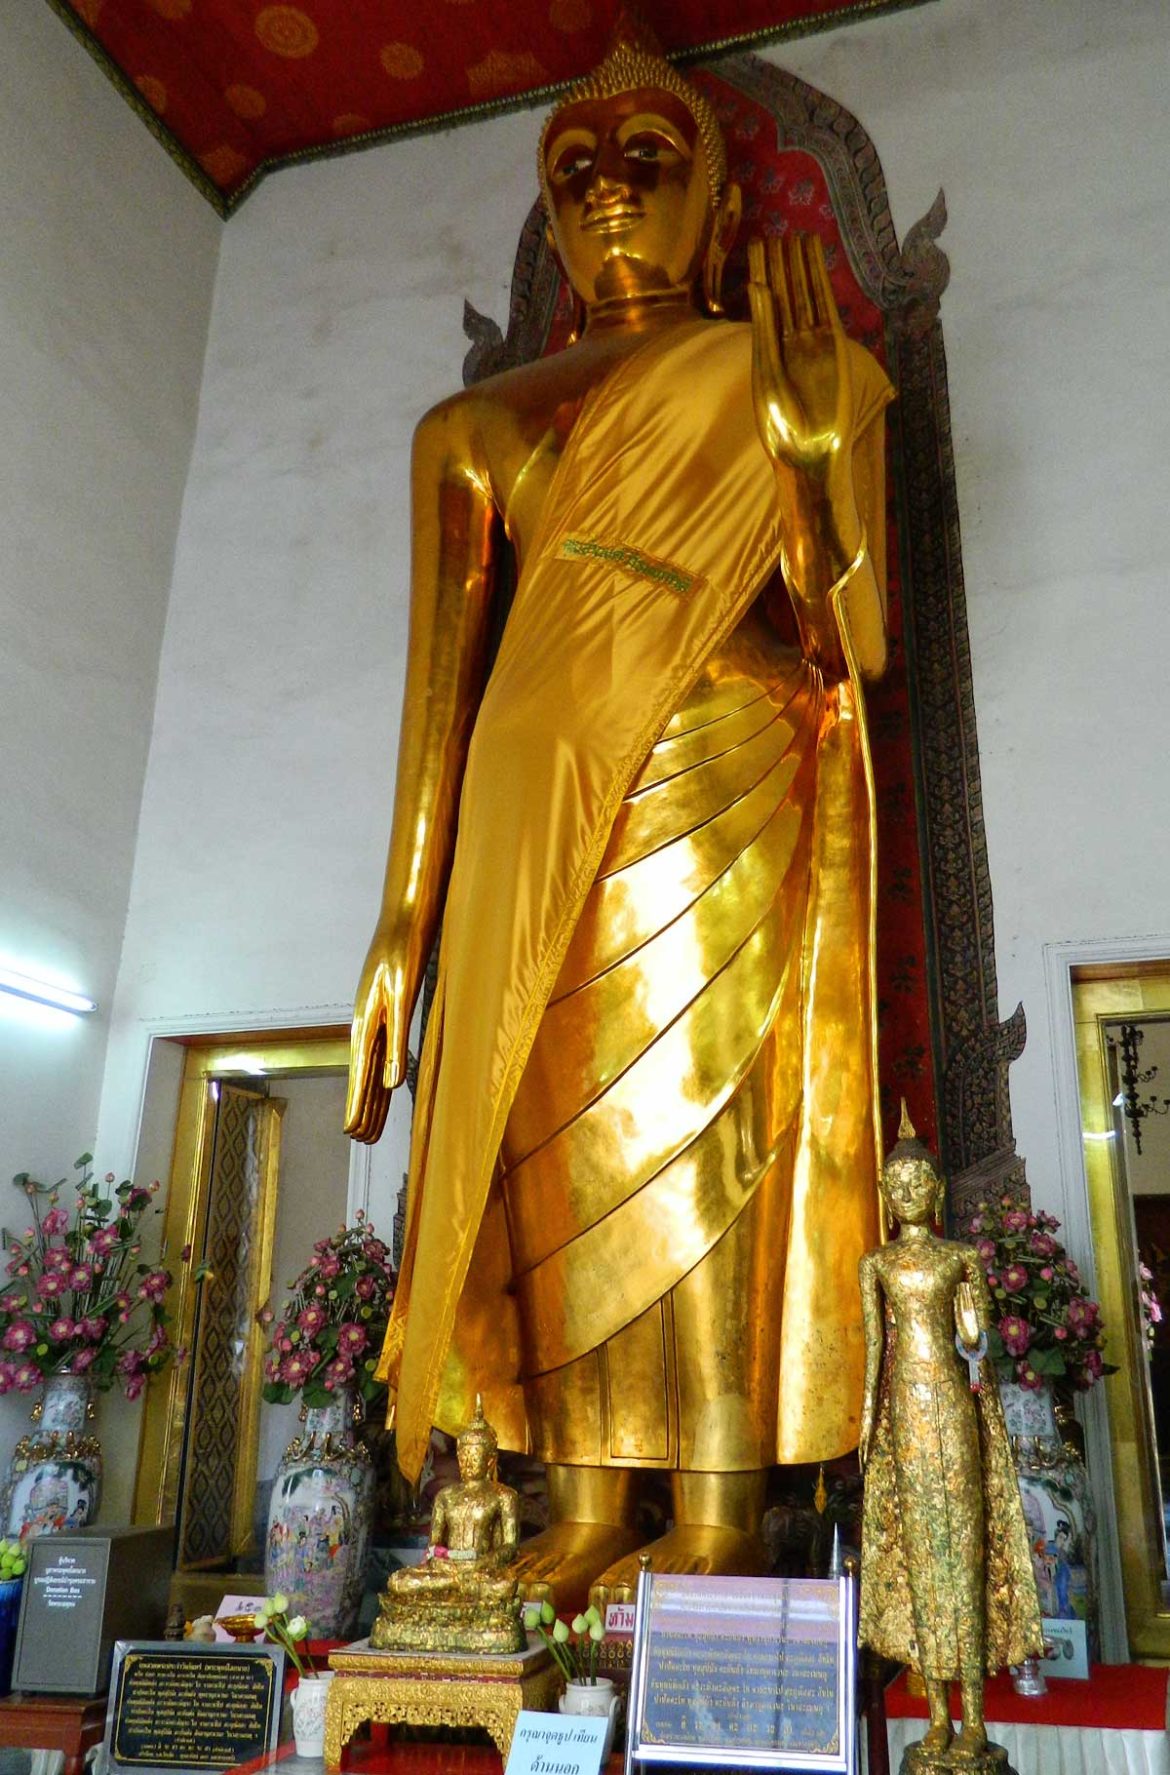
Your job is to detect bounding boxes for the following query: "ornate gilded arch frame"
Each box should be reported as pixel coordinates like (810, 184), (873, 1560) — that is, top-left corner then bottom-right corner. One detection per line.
(460, 53), (1023, 1218)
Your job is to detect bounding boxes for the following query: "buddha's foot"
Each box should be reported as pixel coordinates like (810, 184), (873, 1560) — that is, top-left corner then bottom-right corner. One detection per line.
(513, 1519), (644, 1617)
(588, 1522), (765, 1610)
(950, 1724), (990, 1762)
(919, 1722), (953, 1754)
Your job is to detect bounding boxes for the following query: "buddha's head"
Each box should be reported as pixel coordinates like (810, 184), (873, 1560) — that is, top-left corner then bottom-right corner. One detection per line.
(538, 13), (741, 325)
(456, 1393), (497, 1482)
(879, 1103), (946, 1229)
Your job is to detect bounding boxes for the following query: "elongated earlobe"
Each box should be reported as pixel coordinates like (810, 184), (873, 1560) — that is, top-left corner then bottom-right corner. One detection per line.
(702, 241), (726, 316)
(546, 223), (587, 346)
(702, 183), (742, 317)
(565, 290), (587, 346)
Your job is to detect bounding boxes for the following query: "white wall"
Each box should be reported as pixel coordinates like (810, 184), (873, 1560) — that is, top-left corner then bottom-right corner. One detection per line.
(0, 8), (219, 1470)
(93, 104), (539, 1185)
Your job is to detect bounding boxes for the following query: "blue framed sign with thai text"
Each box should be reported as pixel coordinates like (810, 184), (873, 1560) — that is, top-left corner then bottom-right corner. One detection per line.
(625, 1571), (857, 1775)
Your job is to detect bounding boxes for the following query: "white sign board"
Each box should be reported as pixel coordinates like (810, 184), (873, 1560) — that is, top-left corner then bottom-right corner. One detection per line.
(505, 1709), (610, 1775)
(1041, 1617), (1089, 1680)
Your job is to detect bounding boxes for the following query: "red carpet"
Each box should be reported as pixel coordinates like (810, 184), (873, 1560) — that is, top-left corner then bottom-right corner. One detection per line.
(887, 1665), (1169, 1732)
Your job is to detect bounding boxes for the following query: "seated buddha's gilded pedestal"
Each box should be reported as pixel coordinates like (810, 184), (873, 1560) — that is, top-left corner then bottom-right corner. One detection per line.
(323, 1640), (561, 1769)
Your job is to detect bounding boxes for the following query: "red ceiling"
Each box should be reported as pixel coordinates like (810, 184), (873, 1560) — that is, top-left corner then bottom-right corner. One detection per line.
(52, 0), (927, 214)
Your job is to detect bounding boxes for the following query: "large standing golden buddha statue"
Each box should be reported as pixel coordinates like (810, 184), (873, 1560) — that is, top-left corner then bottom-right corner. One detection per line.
(346, 14), (893, 1608)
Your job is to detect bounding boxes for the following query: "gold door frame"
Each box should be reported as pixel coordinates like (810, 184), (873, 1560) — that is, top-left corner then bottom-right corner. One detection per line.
(1072, 963), (1170, 1658)
(177, 1082), (283, 1566)
(132, 1032), (350, 1545)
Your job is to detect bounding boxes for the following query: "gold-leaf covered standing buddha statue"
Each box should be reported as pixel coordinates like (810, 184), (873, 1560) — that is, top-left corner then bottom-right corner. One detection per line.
(858, 1112), (1043, 1774)
(347, 11), (894, 1610)
(373, 1397), (526, 1655)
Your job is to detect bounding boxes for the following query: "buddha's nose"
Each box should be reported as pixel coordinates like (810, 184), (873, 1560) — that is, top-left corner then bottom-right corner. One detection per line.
(591, 140), (631, 191)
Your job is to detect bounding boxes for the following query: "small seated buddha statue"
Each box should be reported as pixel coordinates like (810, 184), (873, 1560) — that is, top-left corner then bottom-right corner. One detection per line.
(372, 1397), (526, 1655)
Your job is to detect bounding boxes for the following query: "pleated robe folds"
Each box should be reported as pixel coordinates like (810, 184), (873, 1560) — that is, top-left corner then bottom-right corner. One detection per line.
(379, 317), (890, 1481)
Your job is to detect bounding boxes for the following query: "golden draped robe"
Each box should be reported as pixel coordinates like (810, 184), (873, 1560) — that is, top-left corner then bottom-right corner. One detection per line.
(381, 318), (892, 1482)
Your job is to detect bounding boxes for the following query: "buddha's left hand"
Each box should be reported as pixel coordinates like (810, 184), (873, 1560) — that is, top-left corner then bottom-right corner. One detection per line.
(747, 233), (861, 561)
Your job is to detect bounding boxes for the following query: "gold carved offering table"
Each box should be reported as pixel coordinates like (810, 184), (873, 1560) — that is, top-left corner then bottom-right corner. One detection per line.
(323, 1639), (561, 1769)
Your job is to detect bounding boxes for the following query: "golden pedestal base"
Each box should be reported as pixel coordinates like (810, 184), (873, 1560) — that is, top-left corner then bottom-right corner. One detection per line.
(324, 1639), (563, 1770)
(902, 1741), (1014, 1775)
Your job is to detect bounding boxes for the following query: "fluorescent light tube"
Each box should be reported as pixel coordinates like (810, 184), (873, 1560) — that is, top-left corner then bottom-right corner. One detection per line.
(0, 967), (96, 1016)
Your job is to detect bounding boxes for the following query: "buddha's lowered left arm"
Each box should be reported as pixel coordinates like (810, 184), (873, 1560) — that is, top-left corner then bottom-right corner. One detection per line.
(346, 397), (498, 1142)
(858, 1250), (884, 1473)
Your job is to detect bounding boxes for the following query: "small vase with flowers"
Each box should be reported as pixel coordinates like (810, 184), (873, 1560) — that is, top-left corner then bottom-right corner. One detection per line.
(963, 1194), (1111, 1658)
(0, 1155), (185, 1537)
(258, 1214), (395, 1638)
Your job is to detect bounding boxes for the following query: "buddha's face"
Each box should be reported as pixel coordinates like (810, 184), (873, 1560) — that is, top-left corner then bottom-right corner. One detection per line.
(457, 1439), (491, 1482)
(543, 87), (715, 312)
(881, 1157), (941, 1228)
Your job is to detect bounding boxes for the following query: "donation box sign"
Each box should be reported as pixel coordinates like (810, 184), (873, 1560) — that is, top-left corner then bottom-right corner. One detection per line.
(12, 1527), (173, 1695)
(626, 1574), (856, 1775)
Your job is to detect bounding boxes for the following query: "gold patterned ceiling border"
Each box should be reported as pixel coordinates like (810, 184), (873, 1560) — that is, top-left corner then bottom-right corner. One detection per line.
(43, 0), (937, 220)
(42, 0), (228, 218)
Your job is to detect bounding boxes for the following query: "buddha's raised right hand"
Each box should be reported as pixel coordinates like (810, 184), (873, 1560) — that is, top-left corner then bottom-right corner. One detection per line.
(747, 231), (861, 572)
(344, 930), (411, 1142)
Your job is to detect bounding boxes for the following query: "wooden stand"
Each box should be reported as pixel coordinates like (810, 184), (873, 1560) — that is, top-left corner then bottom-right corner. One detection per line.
(0, 1692), (108, 1775)
(324, 1642), (562, 1771)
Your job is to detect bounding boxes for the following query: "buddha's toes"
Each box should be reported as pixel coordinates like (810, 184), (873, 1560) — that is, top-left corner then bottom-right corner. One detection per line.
(513, 1520), (644, 1616)
(588, 1523), (766, 1611)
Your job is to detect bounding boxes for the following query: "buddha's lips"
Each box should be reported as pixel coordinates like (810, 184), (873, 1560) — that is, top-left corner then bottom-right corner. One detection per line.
(581, 204), (641, 234)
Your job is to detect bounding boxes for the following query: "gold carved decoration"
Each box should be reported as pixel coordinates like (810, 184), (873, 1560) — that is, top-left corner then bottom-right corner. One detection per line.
(323, 1644), (562, 1768)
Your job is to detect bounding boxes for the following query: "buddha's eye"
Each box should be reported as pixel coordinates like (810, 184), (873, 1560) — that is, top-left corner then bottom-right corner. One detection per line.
(552, 146), (595, 181)
(624, 132), (682, 166)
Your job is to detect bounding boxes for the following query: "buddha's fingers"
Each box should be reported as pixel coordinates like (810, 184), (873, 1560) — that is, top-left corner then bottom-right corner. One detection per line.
(807, 234), (841, 335)
(345, 1026), (391, 1142)
(346, 983), (382, 1111)
(746, 234), (766, 285)
(343, 1053), (374, 1135)
(787, 233), (815, 334)
(346, 1089), (378, 1141)
(365, 1084), (391, 1144)
(759, 238), (789, 342)
(746, 270), (783, 395)
(748, 236), (802, 464)
(747, 238), (779, 333)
